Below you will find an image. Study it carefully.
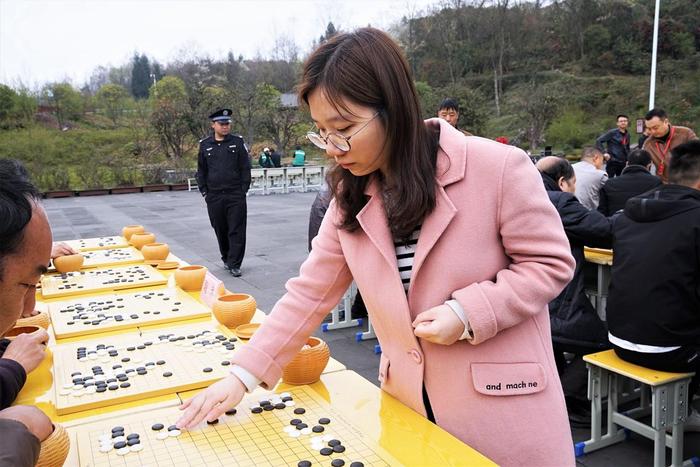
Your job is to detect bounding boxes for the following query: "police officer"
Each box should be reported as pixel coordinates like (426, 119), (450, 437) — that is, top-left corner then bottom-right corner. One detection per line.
(196, 109), (251, 277)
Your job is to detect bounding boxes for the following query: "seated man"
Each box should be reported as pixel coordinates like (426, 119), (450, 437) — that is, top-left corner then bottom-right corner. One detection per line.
(573, 146), (608, 210)
(537, 156), (613, 425)
(0, 159), (54, 466)
(597, 148), (662, 216)
(607, 140), (700, 430)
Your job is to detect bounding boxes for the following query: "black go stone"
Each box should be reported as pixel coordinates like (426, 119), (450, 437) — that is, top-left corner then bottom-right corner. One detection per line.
(319, 447), (333, 456)
(113, 441), (127, 449)
(126, 433), (140, 440)
(312, 425), (324, 433)
(290, 419), (302, 425)
(108, 384), (119, 390)
(282, 396), (293, 402)
(293, 408), (306, 415)
(111, 426), (124, 433)
(94, 387), (106, 393)
(331, 460), (345, 467)
(163, 372), (173, 377)
(151, 423), (164, 431)
(260, 400), (272, 406)
(275, 403), (286, 410)
(296, 423), (308, 430)
(120, 382), (131, 388)
(127, 438), (140, 446)
(221, 361), (230, 366)
(297, 462), (311, 467)
(156, 360), (166, 365)
(263, 405), (275, 411)
(333, 445), (346, 453)
(203, 367), (213, 373)
(328, 440), (341, 447)
(349, 463), (365, 467)
(251, 407), (263, 414)
(225, 409), (237, 416)
(206, 419), (219, 425)
(168, 425), (178, 431)
(319, 417), (331, 425)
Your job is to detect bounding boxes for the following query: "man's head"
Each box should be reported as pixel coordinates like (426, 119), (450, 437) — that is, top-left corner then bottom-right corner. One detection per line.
(616, 114), (629, 132)
(668, 140), (700, 188)
(209, 108), (232, 139)
(0, 159), (52, 335)
(644, 108), (670, 139)
(581, 146), (605, 170)
(437, 98), (460, 128)
(627, 149), (652, 170)
(536, 156), (576, 193)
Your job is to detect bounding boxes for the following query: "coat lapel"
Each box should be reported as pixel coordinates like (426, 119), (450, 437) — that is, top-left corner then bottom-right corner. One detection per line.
(356, 179), (398, 271)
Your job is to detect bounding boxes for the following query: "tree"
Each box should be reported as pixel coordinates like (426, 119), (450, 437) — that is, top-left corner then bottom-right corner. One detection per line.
(96, 84), (130, 126)
(131, 53), (152, 99)
(149, 76), (196, 160)
(44, 82), (82, 128)
(257, 84), (306, 152)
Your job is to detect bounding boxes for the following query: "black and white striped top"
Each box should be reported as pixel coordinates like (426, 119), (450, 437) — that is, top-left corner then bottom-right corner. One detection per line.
(395, 227), (421, 292)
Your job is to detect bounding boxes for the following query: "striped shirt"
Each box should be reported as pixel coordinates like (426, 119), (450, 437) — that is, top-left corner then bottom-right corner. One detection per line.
(395, 227), (421, 292)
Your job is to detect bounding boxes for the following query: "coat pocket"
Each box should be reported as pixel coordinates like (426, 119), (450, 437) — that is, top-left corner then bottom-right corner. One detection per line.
(471, 362), (547, 396)
(378, 353), (390, 384)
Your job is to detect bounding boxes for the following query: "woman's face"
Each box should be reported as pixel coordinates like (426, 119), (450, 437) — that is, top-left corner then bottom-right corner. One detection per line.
(308, 88), (389, 177)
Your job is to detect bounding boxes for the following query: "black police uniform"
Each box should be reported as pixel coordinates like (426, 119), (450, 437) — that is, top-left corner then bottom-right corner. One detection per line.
(196, 116), (251, 274)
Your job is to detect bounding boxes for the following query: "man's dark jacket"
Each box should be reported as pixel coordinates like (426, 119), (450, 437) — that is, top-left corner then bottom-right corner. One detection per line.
(597, 165), (662, 216)
(195, 134), (251, 195)
(607, 185), (700, 346)
(0, 338), (27, 409)
(542, 173), (613, 350)
(596, 128), (630, 164)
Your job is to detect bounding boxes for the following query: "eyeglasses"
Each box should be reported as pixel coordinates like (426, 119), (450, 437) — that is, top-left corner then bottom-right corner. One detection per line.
(306, 111), (380, 152)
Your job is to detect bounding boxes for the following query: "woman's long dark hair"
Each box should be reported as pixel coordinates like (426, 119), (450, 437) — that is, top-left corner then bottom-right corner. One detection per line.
(297, 28), (438, 241)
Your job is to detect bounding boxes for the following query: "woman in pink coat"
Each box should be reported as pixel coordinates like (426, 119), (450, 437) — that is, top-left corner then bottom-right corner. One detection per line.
(179, 28), (576, 466)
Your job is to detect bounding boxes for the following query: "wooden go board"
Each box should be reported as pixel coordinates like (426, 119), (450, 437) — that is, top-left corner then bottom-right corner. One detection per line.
(65, 236), (130, 252)
(53, 323), (238, 415)
(41, 265), (167, 299)
(75, 385), (399, 466)
(49, 287), (211, 339)
(49, 247), (144, 273)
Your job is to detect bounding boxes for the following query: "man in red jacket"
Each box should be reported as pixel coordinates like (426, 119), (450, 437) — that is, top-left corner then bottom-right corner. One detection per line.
(0, 159), (54, 466)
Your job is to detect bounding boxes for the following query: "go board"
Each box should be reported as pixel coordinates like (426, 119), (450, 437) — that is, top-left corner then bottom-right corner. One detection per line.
(53, 322), (238, 415)
(41, 265), (167, 299)
(65, 236), (130, 252)
(49, 247), (144, 273)
(49, 287), (212, 339)
(74, 385), (399, 466)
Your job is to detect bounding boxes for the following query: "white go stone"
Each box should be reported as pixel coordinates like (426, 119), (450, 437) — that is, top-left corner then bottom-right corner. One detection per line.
(112, 436), (126, 444)
(98, 434), (111, 443)
(130, 443), (144, 452)
(62, 382), (74, 389)
(156, 431), (169, 440)
(116, 447), (130, 456)
(59, 389), (71, 396)
(99, 444), (113, 453)
(284, 400), (296, 407)
(168, 429), (181, 437)
(288, 430), (301, 438)
(279, 392), (291, 398)
(283, 426), (296, 434)
(322, 434), (334, 442)
(300, 428), (312, 435)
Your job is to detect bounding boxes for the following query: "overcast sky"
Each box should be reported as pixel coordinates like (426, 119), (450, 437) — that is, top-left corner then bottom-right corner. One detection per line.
(0, 0), (439, 89)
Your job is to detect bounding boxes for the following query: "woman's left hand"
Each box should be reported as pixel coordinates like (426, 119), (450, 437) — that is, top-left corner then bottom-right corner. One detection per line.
(412, 305), (465, 345)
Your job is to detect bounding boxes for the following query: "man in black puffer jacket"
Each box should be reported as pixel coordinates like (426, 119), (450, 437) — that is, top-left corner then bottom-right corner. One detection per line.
(607, 140), (700, 430)
(598, 149), (662, 216)
(536, 156), (614, 425)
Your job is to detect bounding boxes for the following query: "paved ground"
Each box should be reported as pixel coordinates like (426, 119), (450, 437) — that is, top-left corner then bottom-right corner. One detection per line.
(44, 190), (699, 466)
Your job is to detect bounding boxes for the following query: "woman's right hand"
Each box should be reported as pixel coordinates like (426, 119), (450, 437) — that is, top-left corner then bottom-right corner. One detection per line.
(176, 374), (246, 429)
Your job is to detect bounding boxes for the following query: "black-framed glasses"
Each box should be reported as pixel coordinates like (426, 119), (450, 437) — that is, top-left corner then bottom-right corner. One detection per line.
(306, 111), (380, 152)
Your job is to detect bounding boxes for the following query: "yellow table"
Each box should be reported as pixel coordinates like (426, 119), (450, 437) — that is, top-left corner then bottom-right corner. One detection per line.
(584, 246), (613, 320)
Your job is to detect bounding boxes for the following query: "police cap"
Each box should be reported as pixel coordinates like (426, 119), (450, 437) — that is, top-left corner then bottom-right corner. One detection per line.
(209, 108), (232, 122)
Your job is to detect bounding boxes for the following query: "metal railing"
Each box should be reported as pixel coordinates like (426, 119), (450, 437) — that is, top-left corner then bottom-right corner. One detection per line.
(188, 166), (326, 195)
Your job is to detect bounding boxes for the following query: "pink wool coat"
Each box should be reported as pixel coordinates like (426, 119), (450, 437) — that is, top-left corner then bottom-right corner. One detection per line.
(232, 119), (576, 466)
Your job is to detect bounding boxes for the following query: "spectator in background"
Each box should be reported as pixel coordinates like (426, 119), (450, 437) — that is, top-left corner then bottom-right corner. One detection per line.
(597, 149), (662, 216)
(607, 140), (700, 430)
(258, 147), (274, 168)
(269, 147), (282, 168)
(573, 146), (608, 210)
(642, 108), (697, 183)
(596, 114), (630, 178)
(292, 145), (306, 166)
(436, 98), (473, 136)
(536, 156), (612, 426)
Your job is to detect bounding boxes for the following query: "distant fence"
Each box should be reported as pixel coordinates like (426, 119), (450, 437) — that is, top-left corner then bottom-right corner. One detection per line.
(188, 165), (327, 196)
